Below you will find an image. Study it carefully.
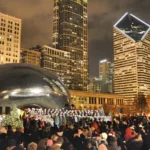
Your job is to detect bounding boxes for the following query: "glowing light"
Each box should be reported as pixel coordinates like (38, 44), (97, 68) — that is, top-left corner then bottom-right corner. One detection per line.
(100, 59), (107, 63)
(114, 12), (128, 27)
(10, 91), (18, 96)
(30, 88), (43, 94)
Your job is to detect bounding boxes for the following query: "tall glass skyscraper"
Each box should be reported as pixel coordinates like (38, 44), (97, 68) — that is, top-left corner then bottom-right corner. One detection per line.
(52, 0), (88, 91)
(113, 13), (150, 105)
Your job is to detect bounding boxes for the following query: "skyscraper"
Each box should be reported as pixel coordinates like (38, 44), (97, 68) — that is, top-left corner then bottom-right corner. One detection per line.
(0, 12), (21, 64)
(40, 45), (71, 88)
(52, 0), (88, 91)
(113, 13), (150, 105)
(99, 59), (113, 93)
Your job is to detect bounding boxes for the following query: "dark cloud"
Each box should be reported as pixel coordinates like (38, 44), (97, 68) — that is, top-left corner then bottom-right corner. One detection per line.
(0, 0), (150, 76)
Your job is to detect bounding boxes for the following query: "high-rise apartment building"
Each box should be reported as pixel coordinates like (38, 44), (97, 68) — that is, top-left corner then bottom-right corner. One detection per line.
(52, 0), (88, 91)
(99, 59), (114, 93)
(0, 12), (21, 64)
(40, 45), (71, 88)
(20, 48), (41, 67)
(114, 13), (150, 105)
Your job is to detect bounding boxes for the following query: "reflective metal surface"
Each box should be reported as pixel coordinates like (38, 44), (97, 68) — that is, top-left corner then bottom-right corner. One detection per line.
(0, 63), (69, 109)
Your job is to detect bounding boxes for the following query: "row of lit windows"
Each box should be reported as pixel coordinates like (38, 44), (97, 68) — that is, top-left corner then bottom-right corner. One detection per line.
(5, 57), (18, 62)
(44, 48), (70, 57)
(72, 96), (123, 105)
(1, 18), (20, 26)
(1, 23), (20, 30)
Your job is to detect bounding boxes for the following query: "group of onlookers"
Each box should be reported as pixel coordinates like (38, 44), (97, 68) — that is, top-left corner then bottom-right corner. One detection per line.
(0, 113), (150, 150)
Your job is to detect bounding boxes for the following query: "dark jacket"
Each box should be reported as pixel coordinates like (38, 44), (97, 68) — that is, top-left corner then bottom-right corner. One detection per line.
(142, 133), (150, 150)
(72, 134), (85, 150)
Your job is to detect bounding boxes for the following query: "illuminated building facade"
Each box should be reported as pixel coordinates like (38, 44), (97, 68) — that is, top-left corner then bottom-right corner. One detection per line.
(40, 45), (71, 88)
(87, 76), (101, 92)
(20, 48), (41, 67)
(52, 0), (88, 91)
(0, 12), (21, 64)
(69, 90), (124, 113)
(99, 59), (114, 93)
(114, 13), (150, 105)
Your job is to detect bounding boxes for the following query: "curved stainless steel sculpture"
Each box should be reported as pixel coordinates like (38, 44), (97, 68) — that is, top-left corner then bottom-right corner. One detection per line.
(0, 63), (69, 109)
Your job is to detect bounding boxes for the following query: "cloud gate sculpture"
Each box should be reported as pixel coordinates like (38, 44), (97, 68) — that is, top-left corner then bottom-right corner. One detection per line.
(0, 64), (69, 110)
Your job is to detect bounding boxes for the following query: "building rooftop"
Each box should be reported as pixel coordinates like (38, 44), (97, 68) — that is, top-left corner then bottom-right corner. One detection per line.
(114, 12), (150, 41)
(0, 12), (21, 22)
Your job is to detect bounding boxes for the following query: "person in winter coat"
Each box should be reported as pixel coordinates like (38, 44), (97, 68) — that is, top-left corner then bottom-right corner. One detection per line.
(73, 128), (85, 150)
(124, 126), (137, 142)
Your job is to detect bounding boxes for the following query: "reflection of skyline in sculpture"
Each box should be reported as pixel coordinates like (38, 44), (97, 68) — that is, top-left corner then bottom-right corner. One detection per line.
(0, 64), (69, 109)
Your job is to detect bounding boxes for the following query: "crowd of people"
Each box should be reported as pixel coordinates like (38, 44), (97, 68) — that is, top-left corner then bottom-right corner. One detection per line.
(24, 108), (110, 127)
(0, 108), (150, 150)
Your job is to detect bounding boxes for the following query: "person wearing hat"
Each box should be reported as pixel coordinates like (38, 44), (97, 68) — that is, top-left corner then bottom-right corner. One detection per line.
(98, 132), (108, 150)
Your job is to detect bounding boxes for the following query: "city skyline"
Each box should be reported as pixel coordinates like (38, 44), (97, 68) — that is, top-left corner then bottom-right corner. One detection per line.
(0, 0), (150, 76)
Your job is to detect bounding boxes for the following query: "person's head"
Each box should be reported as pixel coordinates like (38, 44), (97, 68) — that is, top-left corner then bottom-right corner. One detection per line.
(0, 126), (7, 134)
(27, 142), (37, 150)
(83, 129), (89, 138)
(77, 128), (83, 135)
(90, 126), (95, 132)
(87, 142), (93, 149)
(109, 136), (117, 143)
(51, 134), (58, 143)
(47, 139), (53, 147)
(69, 125), (74, 130)
(55, 137), (63, 146)
(7, 139), (16, 150)
(101, 132), (108, 141)
(38, 138), (47, 149)
(56, 128), (63, 137)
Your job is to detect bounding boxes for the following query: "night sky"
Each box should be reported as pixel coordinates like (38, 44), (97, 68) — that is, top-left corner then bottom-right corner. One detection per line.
(0, 0), (150, 76)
